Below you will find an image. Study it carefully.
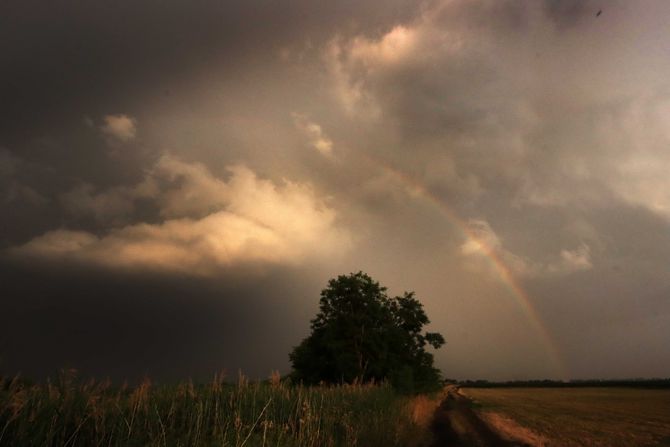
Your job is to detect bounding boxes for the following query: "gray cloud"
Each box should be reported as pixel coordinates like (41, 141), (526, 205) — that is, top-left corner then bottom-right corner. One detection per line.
(2, 0), (670, 381)
(0, 150), (46, 205)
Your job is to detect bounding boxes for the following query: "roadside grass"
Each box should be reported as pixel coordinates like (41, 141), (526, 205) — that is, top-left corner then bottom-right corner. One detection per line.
(0, 370), (437, 446)
(464, 387), (670, 446)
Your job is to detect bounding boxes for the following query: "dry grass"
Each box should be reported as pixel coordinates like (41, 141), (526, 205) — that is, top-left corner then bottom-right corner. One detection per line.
(406, 391), (445, 446)
(408, 394), (439, 428)
(464, 387), (670, 447)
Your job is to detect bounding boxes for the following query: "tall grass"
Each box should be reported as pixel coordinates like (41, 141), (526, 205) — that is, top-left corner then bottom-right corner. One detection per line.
(0, 370), (434, 446)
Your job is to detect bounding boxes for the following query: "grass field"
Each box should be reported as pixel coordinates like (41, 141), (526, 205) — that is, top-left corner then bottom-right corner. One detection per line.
(464, 387), (670, 446)
(0, 371), (437, 446)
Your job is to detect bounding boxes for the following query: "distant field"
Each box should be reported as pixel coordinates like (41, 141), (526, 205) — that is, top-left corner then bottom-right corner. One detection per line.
(464, 387), (670, 446)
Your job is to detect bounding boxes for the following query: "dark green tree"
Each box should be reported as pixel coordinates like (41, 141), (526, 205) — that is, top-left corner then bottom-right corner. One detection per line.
(289, 272), (445, 393)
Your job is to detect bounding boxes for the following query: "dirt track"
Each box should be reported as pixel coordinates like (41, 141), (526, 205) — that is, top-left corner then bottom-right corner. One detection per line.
(430, 386), (533, 447)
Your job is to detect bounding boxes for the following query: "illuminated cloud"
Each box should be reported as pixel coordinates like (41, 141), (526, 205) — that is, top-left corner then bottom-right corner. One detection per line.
(348, 25), (418, 65)
(292, 113), (334, 156)
(323, 39), (377, 118)
(100, 114), (137, 142)
(151, 155), (229, 217)
(12, 155), (351, 275)
(557, 244), (592, 272)
(460, 219), (534, 277)
(324, 24), (419, 115)
(461, 219), (592, 278)
(597, 96), (670, 219)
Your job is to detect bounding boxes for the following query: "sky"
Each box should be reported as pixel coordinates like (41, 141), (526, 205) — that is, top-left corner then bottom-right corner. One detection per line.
(2, 0), (670, 382)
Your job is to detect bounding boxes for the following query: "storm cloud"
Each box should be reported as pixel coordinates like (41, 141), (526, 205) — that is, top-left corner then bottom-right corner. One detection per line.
(2, 0), (670, 381)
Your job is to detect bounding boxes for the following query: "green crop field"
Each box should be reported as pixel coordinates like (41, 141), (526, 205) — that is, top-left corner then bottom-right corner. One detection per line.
(464, 387), (670, 446)
(0, 371), (437, 446)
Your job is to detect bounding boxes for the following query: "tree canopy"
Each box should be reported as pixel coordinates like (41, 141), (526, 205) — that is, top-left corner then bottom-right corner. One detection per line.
(289, 272), (445, 393)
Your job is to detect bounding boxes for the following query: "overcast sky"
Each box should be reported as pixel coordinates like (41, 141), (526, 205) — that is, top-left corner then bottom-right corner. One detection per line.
(2, 0), (670, 382)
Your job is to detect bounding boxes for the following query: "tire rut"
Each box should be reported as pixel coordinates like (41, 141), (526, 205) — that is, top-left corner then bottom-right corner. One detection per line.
(430, 386), (532, 447)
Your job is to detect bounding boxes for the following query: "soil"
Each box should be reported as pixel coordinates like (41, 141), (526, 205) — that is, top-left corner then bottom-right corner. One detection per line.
(430, 386), (534, 447)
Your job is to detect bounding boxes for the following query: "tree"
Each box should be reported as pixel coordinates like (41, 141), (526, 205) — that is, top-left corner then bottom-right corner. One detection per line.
(289, 272), (445, 393)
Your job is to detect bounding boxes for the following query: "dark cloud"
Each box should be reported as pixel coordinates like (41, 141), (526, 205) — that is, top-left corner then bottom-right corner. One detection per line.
(0, 258), (323, 382)
(0, 0), (420, 144)
(543, 0), (600, 28)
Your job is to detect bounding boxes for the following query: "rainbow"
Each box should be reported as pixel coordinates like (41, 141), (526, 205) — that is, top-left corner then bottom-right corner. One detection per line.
(365, 155), (569, 379)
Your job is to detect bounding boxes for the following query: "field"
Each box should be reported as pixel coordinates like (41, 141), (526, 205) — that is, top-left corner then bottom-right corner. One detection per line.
(464, 387), (670, 446)
(9, 374), (670, 447)
(0, 371), (438, 446)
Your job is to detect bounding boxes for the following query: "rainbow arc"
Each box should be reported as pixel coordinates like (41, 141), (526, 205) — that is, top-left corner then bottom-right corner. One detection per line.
(365, 155), (569, 379)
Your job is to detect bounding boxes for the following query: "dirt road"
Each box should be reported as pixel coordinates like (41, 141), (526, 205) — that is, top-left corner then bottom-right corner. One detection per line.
(430, 386), (533, 447)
